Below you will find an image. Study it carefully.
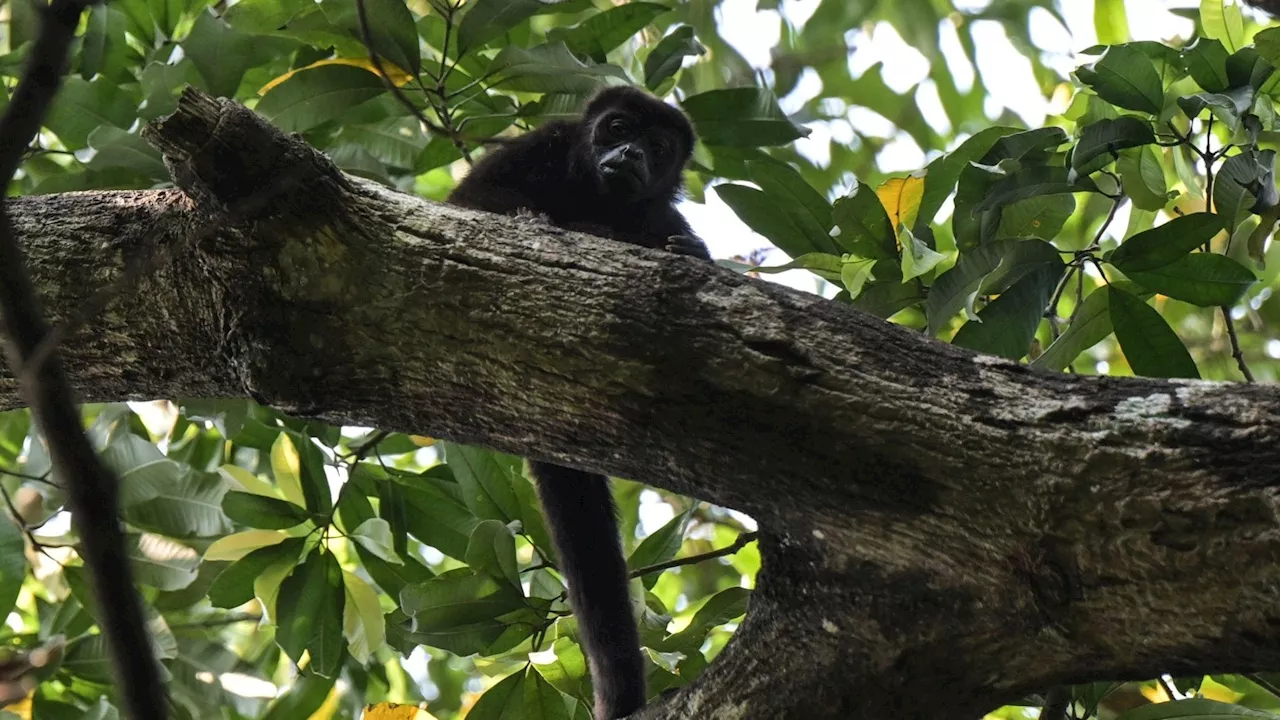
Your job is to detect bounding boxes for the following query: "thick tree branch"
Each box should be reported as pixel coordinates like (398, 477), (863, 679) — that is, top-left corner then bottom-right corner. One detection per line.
(1, 89), (1279, 718)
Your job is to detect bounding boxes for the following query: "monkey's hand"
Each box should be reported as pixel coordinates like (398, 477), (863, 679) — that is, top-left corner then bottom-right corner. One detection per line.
(665, 234), (711, 260)
(513, 207), (553, 225)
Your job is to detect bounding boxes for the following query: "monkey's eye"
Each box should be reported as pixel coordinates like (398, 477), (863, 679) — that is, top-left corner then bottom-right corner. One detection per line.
(608, 118), (631, 137)
(653, 137), (671, 158)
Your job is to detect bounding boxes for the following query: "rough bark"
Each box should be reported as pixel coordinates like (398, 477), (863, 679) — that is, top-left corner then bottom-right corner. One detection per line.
(3, 89), (1280, 719)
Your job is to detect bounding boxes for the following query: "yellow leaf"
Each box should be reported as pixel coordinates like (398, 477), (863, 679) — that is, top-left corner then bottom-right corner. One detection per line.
(1199, 676), (1245, 703)
(875, 175), (925, 231)
(342, 571), (386, 664)
(270, 433), (307, 509)
(253, 553), (297, 625)
(409, 436), (435, 448)
(362, 701), (438, 719)
(2, 692), (32, 718)
(218, 464), (280, 499)
(259, 57), (412, 96)
(204, 529), (288, 561)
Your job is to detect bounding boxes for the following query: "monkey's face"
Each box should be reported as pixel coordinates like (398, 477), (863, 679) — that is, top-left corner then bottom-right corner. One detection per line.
(590, 111), (686, 201)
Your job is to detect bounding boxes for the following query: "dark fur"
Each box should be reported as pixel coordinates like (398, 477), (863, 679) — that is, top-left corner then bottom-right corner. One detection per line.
(447, 86), (708, 720)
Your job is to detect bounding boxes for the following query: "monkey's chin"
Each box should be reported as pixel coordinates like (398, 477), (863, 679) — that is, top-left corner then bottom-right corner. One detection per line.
(599, 165), (646, 196)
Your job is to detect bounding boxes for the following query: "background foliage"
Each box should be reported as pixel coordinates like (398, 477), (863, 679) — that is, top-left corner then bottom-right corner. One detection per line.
(1, 0), (1280, 718)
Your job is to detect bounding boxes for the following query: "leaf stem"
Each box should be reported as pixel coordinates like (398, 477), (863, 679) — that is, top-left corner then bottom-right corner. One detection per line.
(629, 532), (759, 579)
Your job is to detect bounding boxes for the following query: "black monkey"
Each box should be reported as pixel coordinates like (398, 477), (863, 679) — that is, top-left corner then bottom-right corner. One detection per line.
(447, 86), (709, 720)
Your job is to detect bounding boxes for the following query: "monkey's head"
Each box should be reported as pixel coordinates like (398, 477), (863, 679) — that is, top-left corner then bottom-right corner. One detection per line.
(577, 86), (695, 203)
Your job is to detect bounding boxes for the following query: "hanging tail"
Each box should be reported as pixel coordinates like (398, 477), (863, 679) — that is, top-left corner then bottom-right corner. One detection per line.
(529, 461), (645, 720)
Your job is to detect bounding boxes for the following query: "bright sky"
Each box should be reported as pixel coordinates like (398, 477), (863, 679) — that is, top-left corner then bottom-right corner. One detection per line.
(681, 0), (1200, 292)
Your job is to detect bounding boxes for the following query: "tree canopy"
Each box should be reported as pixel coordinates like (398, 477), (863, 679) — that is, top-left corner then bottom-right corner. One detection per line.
(2, 1), (1280, 720)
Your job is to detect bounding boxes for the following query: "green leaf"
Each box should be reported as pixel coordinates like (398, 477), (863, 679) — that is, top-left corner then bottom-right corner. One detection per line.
(841, 258), (878, 299)
(280, 430), (333, 515)
(1034, 282), (1153, 372)
(1118, 146), (1172, 211)
(340, 117), (430, 171)
(350, 517), (400, 564)
(953, 128), (1069, 249)
(715, 184), (822, 258)
(318, 0), (419, 74)
(399, 570), (526, 655)
(401, 570), (525, 627)
(995, 194), (1076, 241)
(1125, 252), (1256, 307)
(256, 64), (386, 133)
(1181, 37), (1230, 92)
(1226, 47), (1274, 90)
(1108, 286), (1200, 378)
(972, 166), (1097, 214)
(926, 240), (1062, 336)
(79, 6), (129, 81)
(221, 0), (313, 32)
(457, 0), (580, 54)
(1094, 0), (1129, 45)
(465, 519), (521, 589)
(309, 553), (347, 677)
(524, 665), (572, 720)
(655, 587), (750, 652)
(222, 490), (310, 530)
(209, 537), (306, 608)
(746, 252), (843, 282)
(85, 126), (167, 179)
(1200, 0), (1246, 54)
(549, 3), (670, 64)
(183, 10), (257, 98)
(129, 534), (199, 591)
(0, 513), (25, 617)
(108, 436), (232, 539)
(1110, 212), (1227, 271)
(261, 672), (336, 720)
(831, 182), (896, 258)
(1177, 87), (1254, 131)
(1075, 45), (1165, 114)
(1256, 27), (1280, 65)
(913, 126), (1021, 236)
(443, 443), (521, 523)
(533, 637), (591, 704)
(1118, 698), (1280, 718)
(747, 160), (839, 255)
(681, 88), (810, 146)
(900, 227), (946, 282)
(353, 542), (432, 598)
(488, 43), (624, 94)
(1071, 117), (1155, 172)
(628, 507), (694, 588)
(644, 26), (705, 90)
(276, 550), (347, 674)
(44, 75), (140, 150)
(952, 263), (1064, 360)
(466, 670), (525, 720)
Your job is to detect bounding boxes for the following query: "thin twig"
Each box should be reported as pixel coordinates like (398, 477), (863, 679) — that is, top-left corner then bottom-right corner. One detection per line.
(169, 613), (262, 630)
(1222, 308), (1256, 382)
(0, 468), (57, 486)
(0, 0), (168, 717)
(629, 532), (759, 578)
(355, 0), (451, 140)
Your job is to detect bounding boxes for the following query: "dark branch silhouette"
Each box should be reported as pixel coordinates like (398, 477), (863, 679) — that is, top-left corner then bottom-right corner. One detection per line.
(0, 1), (166, 717)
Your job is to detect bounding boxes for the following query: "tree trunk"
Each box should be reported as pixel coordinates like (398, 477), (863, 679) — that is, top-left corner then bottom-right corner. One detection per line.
(3, 89), (1279, 719)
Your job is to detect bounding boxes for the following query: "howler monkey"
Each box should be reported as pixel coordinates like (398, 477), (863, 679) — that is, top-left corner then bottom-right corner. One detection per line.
(447, 86), (709, 720)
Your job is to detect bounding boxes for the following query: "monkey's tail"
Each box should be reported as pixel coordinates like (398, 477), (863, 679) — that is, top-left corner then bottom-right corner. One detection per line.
(528, 461), (646, 720)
